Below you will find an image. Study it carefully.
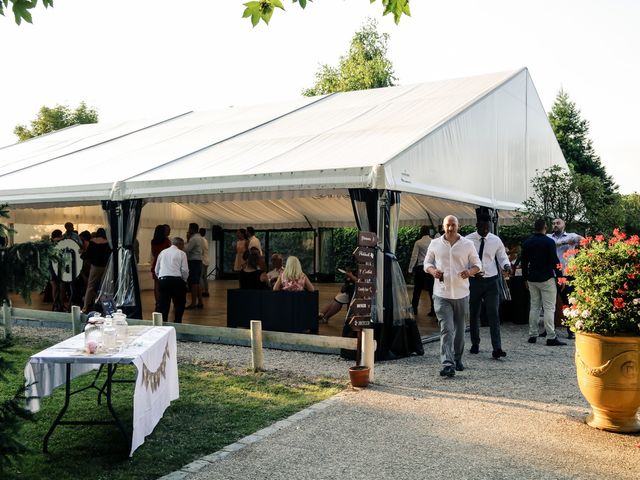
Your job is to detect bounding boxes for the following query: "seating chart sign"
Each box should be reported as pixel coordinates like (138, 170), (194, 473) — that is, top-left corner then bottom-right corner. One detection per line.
(349, 232), (378, 330)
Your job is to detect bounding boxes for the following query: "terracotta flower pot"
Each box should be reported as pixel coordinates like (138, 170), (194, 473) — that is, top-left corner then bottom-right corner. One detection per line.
(575, 331), (640, 432)
(349, 365), (370, 388)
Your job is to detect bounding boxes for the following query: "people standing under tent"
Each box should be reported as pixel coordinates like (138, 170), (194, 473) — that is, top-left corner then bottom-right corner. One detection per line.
(233, 229), (249, 272)
(424, 215), (482, 377)
(184, 223), (205, 310)
(408, 225), (435, 317)
(199, 227), (210, 298)
(548, 218), (584, 340)
(466, 216), (511, 359)
(247, 226), (262, 256)
(155, 237), (189, 323)
(151, 224), (172, 311)
(273, 256), (315, 292)
(78, 230), (92, 300)
(521, 219), (566, 346)
(48, 229), (63, 310)
(62, 221), (82, 246)
(81, 228), (112, 313)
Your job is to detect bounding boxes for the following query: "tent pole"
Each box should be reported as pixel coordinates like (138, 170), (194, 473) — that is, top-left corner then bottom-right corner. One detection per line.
(375, 190), (386, 326)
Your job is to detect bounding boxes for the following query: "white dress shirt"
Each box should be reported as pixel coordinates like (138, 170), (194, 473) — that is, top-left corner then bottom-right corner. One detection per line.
(548, 231), (583, 269)
(408, 235), (432, 272)
(424, 235), (482, 299)
(248, 235), (262, 256)
(155, 245), (189, 282)
(201, 237), (209, 267)
(465, 231), (510, 277)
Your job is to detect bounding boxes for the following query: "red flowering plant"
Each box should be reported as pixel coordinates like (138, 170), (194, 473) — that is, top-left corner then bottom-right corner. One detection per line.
(563, 229), (640, 336)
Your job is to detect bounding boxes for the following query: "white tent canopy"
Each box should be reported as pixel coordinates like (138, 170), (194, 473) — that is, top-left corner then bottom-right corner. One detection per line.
(0, 68), (565, 229)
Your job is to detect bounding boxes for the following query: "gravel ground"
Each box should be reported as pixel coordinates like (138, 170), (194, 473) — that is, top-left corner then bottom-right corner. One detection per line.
(12, 323), (640, 479)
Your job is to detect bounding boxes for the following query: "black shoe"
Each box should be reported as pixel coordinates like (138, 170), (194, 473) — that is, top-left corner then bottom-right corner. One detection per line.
(439, 366), (455, 377)
(546, 338), (567, 346)
(492, 349), (507, 359)
(455, 361), (465, 371)
(538, 331), (547, 338)
(567, 330), (575, 339)
(469, 344), (479, 354)
(528, 337), (537, 344)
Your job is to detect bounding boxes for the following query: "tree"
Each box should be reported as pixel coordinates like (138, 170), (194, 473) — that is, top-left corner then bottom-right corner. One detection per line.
(548, 89), (616, 194)
(517, 165), (585, 231)
(302, 18), (396, 96)
(2, 0), (411, 26)
(621, 193), (640, 235)
(13, 102), (98, 142)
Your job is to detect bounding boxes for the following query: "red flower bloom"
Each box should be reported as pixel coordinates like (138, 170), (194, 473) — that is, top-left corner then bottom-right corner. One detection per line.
(628, 235), (640, 245)
(580, 237), (590, 247)
(595, 235), (605, 242)
(557, 277), (568, 286)
(609, 238), (619, 246)
(583, 266), (591, 273)
(613, 228), (627, 240)
(614, 297), (625, 309)
(629, 273), (636, 280)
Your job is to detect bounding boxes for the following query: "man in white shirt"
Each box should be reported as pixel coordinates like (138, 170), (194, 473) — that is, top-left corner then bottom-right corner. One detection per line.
(155, 237), (189, 323)
(549, 218), (584, 340)
(247, 226), (262, 256)
(408, 225), (435, 317)
(199, 228), (210, 298)
(466, 217), (511, 359)
(424, 215), (482, 377)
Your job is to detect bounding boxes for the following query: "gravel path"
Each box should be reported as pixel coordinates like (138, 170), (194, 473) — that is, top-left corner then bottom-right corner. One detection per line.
(12, 323), (640, 479)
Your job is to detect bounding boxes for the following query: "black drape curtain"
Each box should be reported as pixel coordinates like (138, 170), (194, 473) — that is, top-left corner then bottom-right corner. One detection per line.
(346, 189), (423, 360)
(99, 199), (144, 319)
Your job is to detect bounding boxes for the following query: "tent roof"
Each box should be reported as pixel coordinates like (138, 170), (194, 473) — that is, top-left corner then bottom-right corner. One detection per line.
(0, 68), (566, 228)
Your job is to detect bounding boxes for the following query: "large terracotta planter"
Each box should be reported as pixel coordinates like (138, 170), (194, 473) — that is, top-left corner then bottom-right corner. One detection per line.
(575, 331), (640, 432)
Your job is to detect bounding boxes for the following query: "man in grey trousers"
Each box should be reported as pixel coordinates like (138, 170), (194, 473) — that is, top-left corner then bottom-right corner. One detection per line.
(425, 215), (482, 377)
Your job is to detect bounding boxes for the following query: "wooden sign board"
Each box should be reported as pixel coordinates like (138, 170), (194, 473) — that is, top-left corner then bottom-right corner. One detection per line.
(355, 283), (374, 298)
(351, 299), (371, 315)
(354, 246), (375, 263)
(358, 231), (378, 247)
(357, 264), (376, 279)
(349, 315), (372, 330)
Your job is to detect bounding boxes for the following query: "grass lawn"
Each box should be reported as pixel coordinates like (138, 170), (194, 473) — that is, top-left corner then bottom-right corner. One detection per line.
(1, 334), (344, 480)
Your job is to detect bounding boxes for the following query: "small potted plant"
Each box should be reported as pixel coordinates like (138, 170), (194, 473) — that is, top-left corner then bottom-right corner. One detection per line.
(562, 228), (640, 432)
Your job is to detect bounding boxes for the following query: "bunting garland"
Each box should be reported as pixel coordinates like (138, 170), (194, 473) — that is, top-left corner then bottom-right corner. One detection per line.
(141, 341), (170, 392)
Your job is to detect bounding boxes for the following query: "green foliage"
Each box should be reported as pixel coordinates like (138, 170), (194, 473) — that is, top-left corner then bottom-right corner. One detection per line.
(621, 193), (640, 236)
(0, 337), (33, 478)
(0, 0), (52, 25)
(564, 230), (640, 336)
(331, 227), (358, 281)
(516, 165), (585, 230)
(242, 0), (410, 27)
(0, 205), (60, 305)
(548, 89), (616, 194)
(574, 173), (624, 235)
(302, 18), (397, 96)
(496, 223), (530, 247)
(13, 102), (98, 142)
(268, 230), (314, 273)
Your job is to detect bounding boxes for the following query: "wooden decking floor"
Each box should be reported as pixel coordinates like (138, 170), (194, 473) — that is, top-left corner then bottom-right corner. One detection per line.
(10, 280), (440, 338)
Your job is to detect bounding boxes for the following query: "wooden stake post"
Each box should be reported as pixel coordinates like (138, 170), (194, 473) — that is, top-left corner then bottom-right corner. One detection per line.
(349, 232), (377, 371)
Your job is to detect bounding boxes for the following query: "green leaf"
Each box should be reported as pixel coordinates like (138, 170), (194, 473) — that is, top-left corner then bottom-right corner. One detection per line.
(271, 0), (285, 10)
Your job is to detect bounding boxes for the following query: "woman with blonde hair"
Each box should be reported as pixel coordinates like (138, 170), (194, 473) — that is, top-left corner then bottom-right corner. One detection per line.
(273, 256), (314, 292)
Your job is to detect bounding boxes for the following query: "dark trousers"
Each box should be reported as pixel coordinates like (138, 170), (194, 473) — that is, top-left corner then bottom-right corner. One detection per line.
(158, 276), (187, 323)
(469, 276), (502, 350)
(411, 266), (434, 315)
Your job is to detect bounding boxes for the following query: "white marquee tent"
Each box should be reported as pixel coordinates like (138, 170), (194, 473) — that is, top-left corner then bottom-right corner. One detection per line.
(0, 68), (566, 232)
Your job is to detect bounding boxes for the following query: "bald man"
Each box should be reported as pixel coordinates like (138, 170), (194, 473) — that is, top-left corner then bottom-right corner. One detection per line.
(424, 215), (482, 377)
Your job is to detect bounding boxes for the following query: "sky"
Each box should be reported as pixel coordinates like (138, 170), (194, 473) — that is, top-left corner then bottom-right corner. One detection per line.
(1, 0), (638, 193)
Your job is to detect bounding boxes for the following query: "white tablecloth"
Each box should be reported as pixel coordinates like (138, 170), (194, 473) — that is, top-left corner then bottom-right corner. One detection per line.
(24, 326), (179, 456)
